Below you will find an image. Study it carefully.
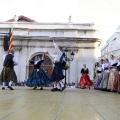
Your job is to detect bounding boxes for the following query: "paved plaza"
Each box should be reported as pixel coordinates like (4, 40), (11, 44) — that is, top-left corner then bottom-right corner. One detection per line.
(0, 87), (120, 120)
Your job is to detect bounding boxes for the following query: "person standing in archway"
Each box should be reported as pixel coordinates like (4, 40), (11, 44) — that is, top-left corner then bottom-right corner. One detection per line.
(26, 53), (51, 90)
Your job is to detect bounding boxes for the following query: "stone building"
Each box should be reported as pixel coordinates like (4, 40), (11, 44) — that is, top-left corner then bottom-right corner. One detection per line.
(0, 15), (101, 84)
(101, 26), (120, 59)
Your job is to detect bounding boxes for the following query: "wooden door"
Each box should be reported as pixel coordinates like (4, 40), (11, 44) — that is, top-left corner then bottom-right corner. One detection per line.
(29, 54), (53, 76)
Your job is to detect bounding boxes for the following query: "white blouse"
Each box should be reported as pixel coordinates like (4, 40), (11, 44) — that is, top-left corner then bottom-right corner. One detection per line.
(49, 42), (63, 63)
(117, 62), (120, 66)
(110, 58), (118, 66)
(104, 62), (110, 68)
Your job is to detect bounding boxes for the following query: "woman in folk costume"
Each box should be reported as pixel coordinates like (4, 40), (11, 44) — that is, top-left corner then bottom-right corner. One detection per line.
(78, 64), (93, 89)
(0, 49), (18, 90)
(100, 59), (110, 90)
(48, 39), (66, 92)
(113, 57), (120, 93)
(93, 62), (102, 89)
(26, 53), (51, 90)
(107, 55), (118, 91)
(94, 60), (105, 89)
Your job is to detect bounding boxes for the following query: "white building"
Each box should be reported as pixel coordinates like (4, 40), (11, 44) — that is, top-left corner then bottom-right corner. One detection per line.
(0, 16), (101, 84)
(101, 26), (120, 59)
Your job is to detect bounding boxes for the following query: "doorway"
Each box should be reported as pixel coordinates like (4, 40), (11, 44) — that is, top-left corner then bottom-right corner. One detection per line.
(29, 53), (53, 76)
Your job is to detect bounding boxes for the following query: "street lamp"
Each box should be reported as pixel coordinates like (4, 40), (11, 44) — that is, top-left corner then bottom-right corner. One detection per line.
(64, 48), (75, 61)
(64, 48), (75, 85)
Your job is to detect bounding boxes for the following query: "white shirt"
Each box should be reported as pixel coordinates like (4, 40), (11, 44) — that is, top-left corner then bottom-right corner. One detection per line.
(110, 58), (118, 66)
(117, 62), (120, 66)
(49, 42), (63, 63)
(3, 53), (18, 65)
(97, 67), (102, 71)
(104, 62), (110, 68)
(101, 64), (105, 69)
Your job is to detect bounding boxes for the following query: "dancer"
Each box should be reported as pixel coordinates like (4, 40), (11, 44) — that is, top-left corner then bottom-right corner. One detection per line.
(26, 53), (51, 90)
(48, 39), (66, 92)
(0, 49), (18, 90)
(79, 64), (93, 89)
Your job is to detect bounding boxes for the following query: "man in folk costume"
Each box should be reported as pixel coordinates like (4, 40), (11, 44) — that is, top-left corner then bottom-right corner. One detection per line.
(0, 49), (18, 90)
(48, 39), (66, 92)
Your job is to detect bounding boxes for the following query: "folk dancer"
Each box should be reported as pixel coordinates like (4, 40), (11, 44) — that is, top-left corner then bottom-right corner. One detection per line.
(79, 64), (93, 89)
(0, 49), (18, 90)
(48, 40), (66, 92)
(26, 53), (51, 90)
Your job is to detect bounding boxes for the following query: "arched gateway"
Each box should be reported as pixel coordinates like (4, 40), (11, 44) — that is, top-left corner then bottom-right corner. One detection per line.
(29, 53), (53, 76)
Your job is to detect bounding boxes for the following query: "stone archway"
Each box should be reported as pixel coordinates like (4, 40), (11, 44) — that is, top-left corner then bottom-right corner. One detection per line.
(29, 53), (53, 76)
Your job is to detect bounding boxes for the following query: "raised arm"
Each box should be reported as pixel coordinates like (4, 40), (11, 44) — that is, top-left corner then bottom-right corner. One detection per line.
(53, 40), (62, 55)
(48, 52), (56, 59)
(41, 53), (45, 60)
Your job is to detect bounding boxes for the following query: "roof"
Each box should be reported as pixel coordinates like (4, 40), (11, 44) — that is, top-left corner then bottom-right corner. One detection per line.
(6, 15), (36, 22)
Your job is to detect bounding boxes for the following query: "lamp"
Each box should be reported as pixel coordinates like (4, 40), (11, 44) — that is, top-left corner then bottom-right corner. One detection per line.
(71, 52), (75, 60)
(64, 48), (75, 85)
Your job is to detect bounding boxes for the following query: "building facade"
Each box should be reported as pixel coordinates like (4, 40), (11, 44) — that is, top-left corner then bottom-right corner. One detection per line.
(101, 26), (120, 60)
(0, 16), (101, 84)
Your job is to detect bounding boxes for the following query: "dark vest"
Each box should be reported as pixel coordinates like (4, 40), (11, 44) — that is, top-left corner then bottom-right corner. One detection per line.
(3, 54), (14, 69)
(30, 60), (44, 69)
(81, 68), (89, 74)
(60, 53), (66, 68)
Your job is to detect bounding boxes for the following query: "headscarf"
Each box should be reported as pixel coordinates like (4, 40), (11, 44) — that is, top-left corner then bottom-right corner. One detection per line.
(34, 56), (41, 65)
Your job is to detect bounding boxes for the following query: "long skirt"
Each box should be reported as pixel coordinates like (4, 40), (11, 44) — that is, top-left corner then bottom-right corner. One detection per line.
(50, 62), (64, 82)
(0, 67), (17, 82)
(94, 72), (104, 89)
(26, 68), (51, 87)
(107, 69), (117, 90)
(100, 70), (109, 89)
(93, 73), (101, 88)
(113, 71), (120, 92)
(79, 74), (93, 89)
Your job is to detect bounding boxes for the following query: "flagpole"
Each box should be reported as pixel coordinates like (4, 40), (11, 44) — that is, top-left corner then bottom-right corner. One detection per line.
(8, 28), (13, 50)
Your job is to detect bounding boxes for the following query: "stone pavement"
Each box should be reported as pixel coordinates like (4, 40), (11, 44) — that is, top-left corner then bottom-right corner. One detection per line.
(0, 87), (120, 120)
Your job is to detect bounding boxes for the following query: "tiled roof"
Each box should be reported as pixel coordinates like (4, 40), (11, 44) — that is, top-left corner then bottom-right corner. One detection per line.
(6, 15), (36, 22)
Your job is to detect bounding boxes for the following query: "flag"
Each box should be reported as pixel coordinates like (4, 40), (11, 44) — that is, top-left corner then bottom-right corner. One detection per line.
(9, 29), (13, 50)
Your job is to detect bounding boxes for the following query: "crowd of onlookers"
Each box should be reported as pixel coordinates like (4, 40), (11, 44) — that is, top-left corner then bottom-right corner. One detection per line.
(66, 82), (76, 88)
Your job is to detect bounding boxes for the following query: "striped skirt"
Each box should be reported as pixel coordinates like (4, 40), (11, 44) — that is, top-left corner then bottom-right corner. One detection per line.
(107, 69), (117, 90)
(100, 70), (109, 89)
(113, 71), (120, 92)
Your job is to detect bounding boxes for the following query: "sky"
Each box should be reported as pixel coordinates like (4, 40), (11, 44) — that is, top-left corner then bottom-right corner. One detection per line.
(0, 0), (120, 47)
